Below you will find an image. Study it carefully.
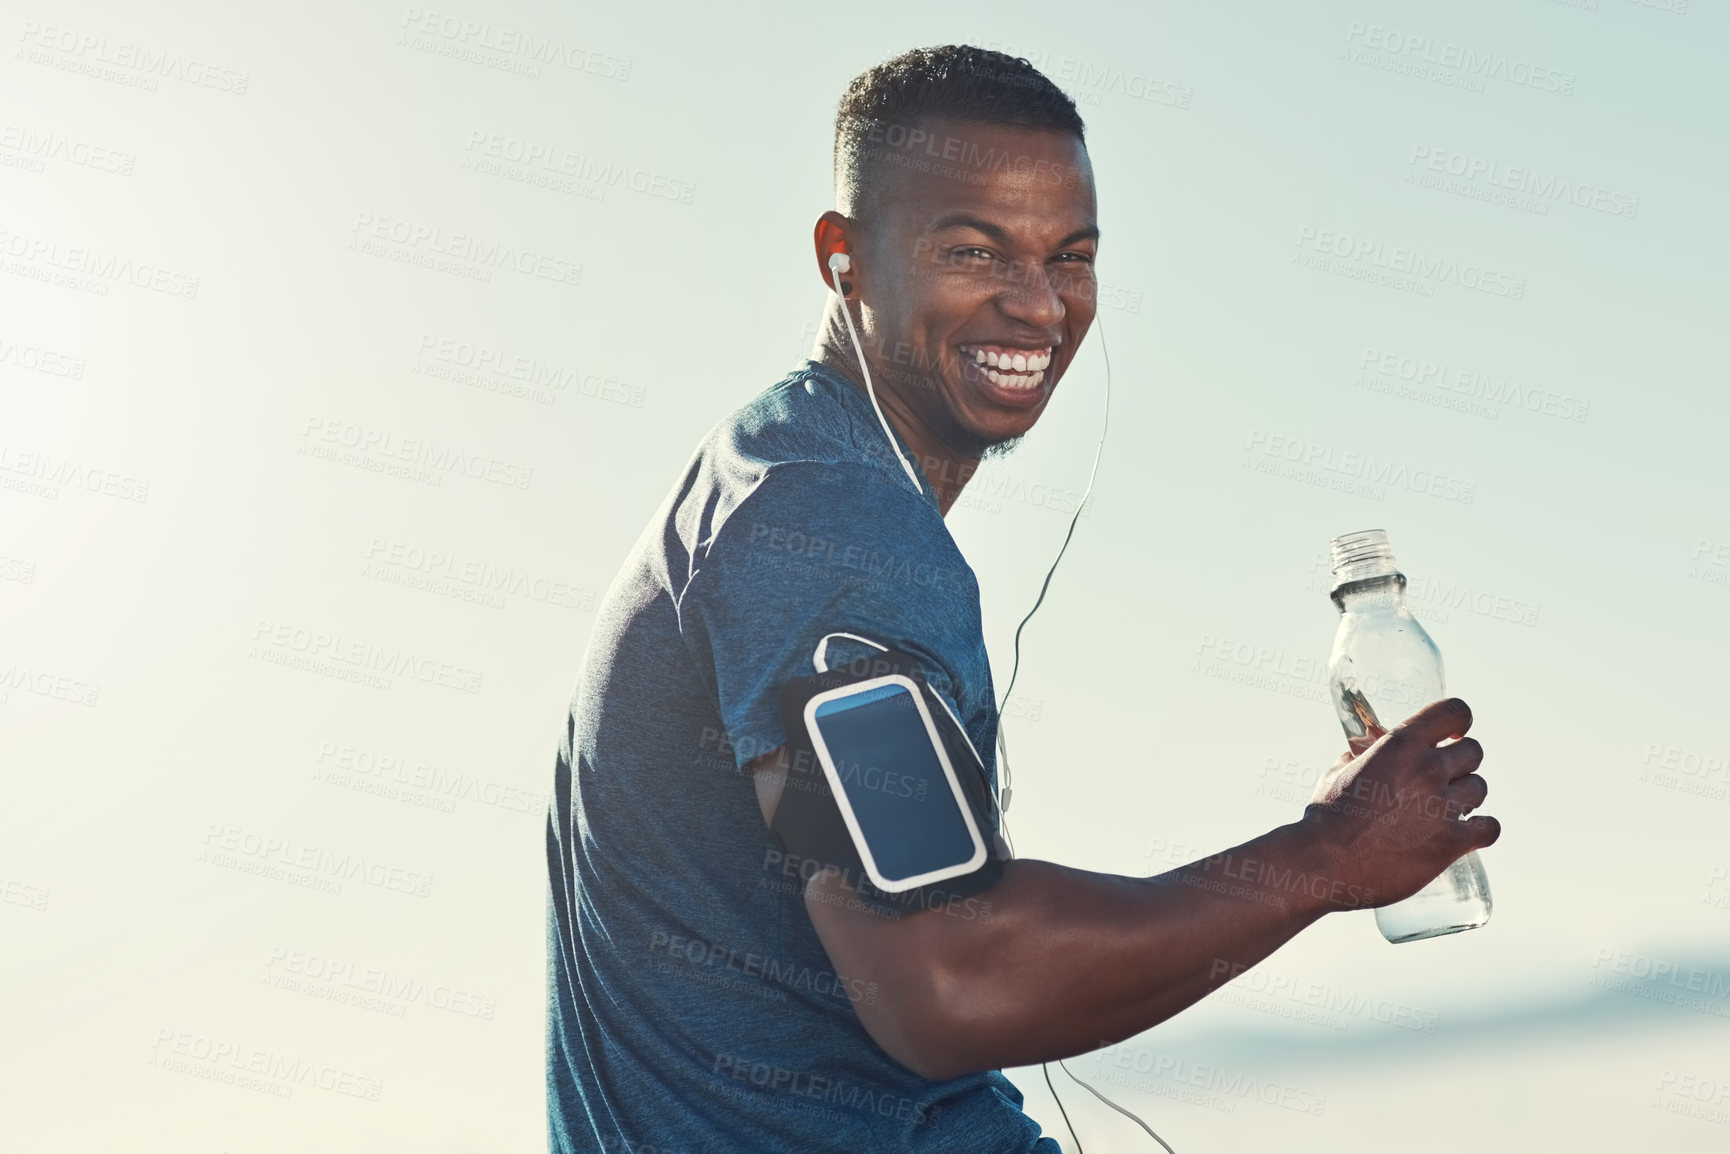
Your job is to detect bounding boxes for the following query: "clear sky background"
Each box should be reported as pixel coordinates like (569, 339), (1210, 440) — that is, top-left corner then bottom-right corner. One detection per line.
(2, 1), (1726, 1150)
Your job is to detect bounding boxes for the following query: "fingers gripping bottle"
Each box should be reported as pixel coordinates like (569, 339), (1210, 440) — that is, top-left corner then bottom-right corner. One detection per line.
(1326, 529), (1492, 943)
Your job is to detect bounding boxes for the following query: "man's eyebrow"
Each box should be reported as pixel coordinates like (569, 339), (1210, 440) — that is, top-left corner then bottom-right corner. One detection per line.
(926, 213), (1101, 249)
(1056, 224), (1102, 247)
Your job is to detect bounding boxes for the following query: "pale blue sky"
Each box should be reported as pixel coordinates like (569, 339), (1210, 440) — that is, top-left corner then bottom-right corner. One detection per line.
(2, 1), (1725, 1149)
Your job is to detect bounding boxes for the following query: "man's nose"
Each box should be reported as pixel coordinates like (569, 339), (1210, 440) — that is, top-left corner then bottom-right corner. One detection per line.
(996, 260), (1065, 328)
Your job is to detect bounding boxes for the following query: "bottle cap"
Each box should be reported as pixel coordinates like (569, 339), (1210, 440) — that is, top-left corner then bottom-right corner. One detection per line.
(1329, 528), (1402, 593)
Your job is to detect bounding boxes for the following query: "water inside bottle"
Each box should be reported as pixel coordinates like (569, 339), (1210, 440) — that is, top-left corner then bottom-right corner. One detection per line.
(1331, 686), (1493, 942)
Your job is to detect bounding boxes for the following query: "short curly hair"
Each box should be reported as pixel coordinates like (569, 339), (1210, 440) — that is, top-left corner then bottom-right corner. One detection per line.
(834, 44), (1086, 222)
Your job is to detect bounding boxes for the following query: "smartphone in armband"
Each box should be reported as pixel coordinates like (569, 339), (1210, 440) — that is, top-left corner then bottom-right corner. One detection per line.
(799, 678), (989, 892)
(771, 639), (1002, 906)
(803, 674), (989, 893)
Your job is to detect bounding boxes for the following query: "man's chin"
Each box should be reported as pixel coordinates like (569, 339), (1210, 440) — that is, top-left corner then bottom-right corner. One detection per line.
(940, 418), (1027, 467)
(979, 434), (1026, 464)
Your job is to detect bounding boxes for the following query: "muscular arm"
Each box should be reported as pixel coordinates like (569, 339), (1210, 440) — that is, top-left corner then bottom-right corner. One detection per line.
(749, 697), (1501, 1082)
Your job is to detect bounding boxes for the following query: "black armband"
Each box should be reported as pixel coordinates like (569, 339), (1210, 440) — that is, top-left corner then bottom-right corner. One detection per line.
(769, 640), (1004, 919)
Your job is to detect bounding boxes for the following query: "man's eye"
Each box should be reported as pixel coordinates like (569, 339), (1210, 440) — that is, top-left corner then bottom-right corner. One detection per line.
(951, 247), (995, 261)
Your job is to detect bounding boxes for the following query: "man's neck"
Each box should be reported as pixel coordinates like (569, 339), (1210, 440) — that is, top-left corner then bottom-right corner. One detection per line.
(812, 316), (980, 518)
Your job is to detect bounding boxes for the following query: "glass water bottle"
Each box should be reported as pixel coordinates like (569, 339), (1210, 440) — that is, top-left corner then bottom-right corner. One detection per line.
(1325, 529), (1492, 944)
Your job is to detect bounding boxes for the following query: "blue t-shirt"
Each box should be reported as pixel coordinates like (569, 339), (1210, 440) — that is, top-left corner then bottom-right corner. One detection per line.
(546, 361), (1062, 1152)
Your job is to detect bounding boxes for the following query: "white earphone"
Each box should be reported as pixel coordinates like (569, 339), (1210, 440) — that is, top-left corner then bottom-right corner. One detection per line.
(826, 248), (925, 495)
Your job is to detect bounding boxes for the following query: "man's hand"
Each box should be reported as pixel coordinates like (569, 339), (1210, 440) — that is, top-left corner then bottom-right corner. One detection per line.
(1301, 697), (1501, 908)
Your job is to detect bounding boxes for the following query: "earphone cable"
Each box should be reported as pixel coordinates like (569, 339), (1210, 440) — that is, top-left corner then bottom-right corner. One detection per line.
(830, 262), (925, 496)
(995, 310), (1111, 812)
(1043, 1059), (1084, 1154)
(1060, 1058), (1177, 1154)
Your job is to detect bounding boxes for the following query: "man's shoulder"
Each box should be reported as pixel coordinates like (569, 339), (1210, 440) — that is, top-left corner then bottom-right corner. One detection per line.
(690, 364), (934, 537)
(707, 362), (896, 476)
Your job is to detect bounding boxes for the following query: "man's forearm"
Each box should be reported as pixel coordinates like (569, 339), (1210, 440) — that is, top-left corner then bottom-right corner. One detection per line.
(805, 818), (1349, 1081)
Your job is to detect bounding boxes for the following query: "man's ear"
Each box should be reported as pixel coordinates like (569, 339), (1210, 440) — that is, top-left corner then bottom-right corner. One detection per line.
(814, 211), (857, 297)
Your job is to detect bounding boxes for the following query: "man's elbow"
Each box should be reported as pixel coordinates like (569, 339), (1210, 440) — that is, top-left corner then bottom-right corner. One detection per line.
(804, 871), (1012, 1081)
(856, 958), (1001, 1082)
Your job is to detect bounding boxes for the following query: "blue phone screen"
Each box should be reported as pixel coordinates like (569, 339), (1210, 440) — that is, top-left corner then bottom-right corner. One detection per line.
(811, 683), (978, 884)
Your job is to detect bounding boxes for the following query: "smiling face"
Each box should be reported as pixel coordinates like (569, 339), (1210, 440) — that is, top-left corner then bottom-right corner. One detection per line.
(849, 119), (1100, 456)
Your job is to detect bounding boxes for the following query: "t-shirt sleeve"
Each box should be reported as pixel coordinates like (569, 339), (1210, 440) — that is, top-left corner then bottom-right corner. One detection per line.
(676, 460), (981, 773)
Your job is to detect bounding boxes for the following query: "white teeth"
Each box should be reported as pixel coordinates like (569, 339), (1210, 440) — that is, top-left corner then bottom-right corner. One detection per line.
(984, 367), (1045, 391)
(964, 347), (1053, 387)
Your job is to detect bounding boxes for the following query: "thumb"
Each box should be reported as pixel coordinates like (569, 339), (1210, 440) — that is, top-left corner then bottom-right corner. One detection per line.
(1459, 814), (1501, 851)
